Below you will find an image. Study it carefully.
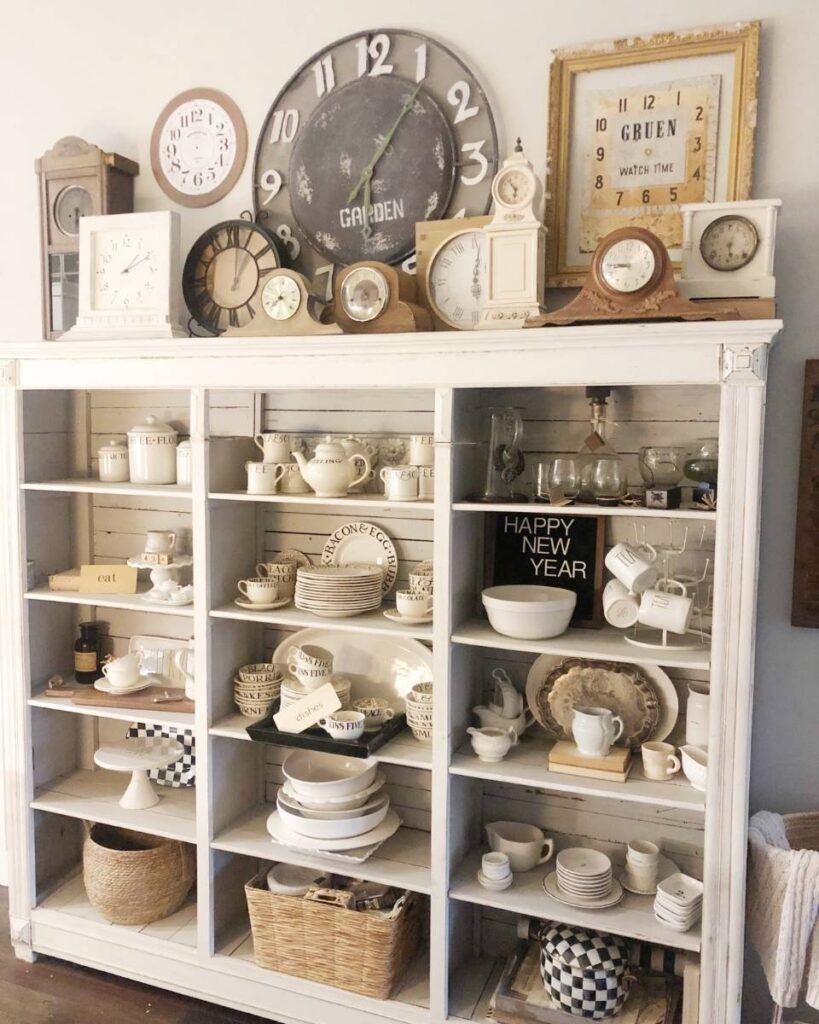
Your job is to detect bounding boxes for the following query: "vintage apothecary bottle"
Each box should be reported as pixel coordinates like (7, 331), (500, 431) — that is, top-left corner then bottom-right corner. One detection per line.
(74, 621), (102, 684)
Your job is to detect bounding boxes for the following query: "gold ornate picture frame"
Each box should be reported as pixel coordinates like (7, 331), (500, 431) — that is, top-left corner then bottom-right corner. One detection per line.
(545, 22), (760, 287)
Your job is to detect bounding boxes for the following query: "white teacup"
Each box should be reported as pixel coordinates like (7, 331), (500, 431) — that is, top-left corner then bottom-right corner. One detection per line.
(144, 529), (176, 555)
(395, 589), (433, 619)
(237, 577), (279, 604)
(467, 726), (518, 763)
(102, 652), (143, 690)
(605, 542), (658, 595)
(418, 466), (434, 499)
(481, 851), (512, 880)
(380, 465), (419, 501)
(641, 741), (681, 780)
(638, 588), (693, 635)
(353, 697), (395, 731)
(408, 434), (434, 466)
(246, 460), (285, 495)
(625, 839), (660, 891)
(254, 432), (293, 464)
(288, 644), (333, 689)
(256, 560), (297, 599)
(318, 710), (365, 741)
(408, 572), (433, 596)
(276, 462), (311, 493)
(602, 578), (640, 628)
(572, 706), (624, 758)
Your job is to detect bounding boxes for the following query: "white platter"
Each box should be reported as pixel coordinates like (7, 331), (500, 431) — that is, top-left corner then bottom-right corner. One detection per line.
(321, 522), (398, 595)
(526, 654), (678, 744)
(266, 808), (401, 851)
(543, 872), (624, 909)
(272, 628), (432, 711)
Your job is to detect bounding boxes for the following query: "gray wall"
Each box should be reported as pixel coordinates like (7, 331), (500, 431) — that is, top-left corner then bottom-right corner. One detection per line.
(1, 1), (817, 1018)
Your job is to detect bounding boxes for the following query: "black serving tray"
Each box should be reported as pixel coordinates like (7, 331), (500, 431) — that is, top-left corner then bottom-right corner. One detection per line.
(245, 700), (408, 758)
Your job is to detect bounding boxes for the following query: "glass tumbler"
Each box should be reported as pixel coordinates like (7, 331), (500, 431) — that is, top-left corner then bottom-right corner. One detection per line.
(534, 461), (552, 501)
(590, 457), (627, 504)
(549, 458), (580, 499)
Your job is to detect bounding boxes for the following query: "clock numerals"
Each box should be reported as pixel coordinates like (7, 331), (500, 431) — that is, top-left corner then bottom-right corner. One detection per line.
(258, 169), (283, 206)
(312, 54), (336, 97)
(268, 109), (299, 145)
(447, 81), (479, 124)
(460, 140), (489, 185)
(314, 265), (335, 302)
(356, 34), (394, 77)
(414, 44), (428, 83)
(275, 224), (301, 260)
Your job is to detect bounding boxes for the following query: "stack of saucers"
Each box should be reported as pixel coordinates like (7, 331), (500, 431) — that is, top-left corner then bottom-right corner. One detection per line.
(405, 682), (433, 744)
(556, 848), (613, 900)
(280, 674), (352, 711)
(234, 663), (283, 718)
(654, 873), (703, 932)
(295, 565), (383, 617)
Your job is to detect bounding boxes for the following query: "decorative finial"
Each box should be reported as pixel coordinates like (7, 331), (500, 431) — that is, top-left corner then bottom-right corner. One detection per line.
(514, 137), (523, 152)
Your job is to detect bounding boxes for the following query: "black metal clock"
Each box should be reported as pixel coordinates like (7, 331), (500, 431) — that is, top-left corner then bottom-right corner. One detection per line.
(252, 29), (498, 297)
(182, 216), (281, 335)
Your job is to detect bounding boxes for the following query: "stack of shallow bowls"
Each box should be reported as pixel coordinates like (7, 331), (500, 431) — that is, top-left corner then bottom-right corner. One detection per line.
(234, 663), (283, 718)
(280, 674), (352, 711)
(556, 848), (613, 900)
(295, 565), (383, 617)
(405, 682), (433, 744)
(653, 873), (703, 932)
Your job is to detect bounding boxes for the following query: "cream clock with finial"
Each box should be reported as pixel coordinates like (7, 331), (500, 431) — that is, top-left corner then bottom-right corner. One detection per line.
(477, 139), (546, 328)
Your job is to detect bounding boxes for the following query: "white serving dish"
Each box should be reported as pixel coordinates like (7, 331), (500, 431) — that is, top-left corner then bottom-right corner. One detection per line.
(276, 793), (390, 839)
(281, 772), (385, 810)
(277, 787), (387, 821)
(281, 750), (378, 800)
(266, 808), (401, 852)
(481, 585), (576, 640)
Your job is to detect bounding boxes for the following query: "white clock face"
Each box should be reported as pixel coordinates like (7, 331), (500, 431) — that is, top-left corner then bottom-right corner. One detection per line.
(428, 230), (488, 329)
(700, 215), (759, 271)
(158, 98), (238, 197)
(600, 238), (656, 293)
(496, 168), (533, 208)
(92, 230), (158, 311)
(262, 275), (302, 321)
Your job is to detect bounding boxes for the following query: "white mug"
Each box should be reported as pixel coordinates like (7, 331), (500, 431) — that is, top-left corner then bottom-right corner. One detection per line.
(246, 461), (285, 495)
(625, 840), (660, 891)
(318, 711), (365, 741)
(408, 434), (434, 466)
(638, 588), (693, 635)
(395, 589), (433, 619)
(101, 652), (143, 690)
(641, 741), (681, 780)
(481, 851), (512, 880)
(686, 682), (710, 749)
(571, 706), (624, 757)
(256, 560), (297, 599)
(276, 462), (311, 494)
(237, 577), (279, 604)
(418, 466), (434, 499)
(144, 529), (176, 555)
(353, 698), (395, 731)
(408, 571), (433, 596)
(602, 578), (640, 628)
(254, 432), (293, 463)
(380, 465), (419, 501)
(604, 542), (658, 595)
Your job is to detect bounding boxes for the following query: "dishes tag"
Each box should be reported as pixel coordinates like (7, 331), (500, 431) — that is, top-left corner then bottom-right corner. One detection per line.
(78, 563), (139, 594)
(273, 682), (341, 734)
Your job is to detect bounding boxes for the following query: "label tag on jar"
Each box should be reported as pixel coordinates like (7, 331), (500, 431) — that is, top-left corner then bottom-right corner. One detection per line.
(78, 564), (139, 594)
(273, 683), (341, 734)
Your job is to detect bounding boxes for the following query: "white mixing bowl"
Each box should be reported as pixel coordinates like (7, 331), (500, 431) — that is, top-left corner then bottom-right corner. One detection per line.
(481, 585), (577, 639)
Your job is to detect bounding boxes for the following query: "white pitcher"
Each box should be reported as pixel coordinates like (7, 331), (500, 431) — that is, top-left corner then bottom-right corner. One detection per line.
(686, 682), (710, 748)
(571, 706), (624, 758)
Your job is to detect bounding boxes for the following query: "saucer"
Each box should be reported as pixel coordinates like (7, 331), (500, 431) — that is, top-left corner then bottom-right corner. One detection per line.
(477, 870), (513, 892)
(234, 597), (292, 611)
(620, 854), (680, 895)
(94, 674), (158, 696)
(383, 608), (433, 625)
(543, 872), (624, 909)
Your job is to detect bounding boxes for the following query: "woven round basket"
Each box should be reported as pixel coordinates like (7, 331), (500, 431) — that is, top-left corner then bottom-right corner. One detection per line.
(83, 823), (196, 925)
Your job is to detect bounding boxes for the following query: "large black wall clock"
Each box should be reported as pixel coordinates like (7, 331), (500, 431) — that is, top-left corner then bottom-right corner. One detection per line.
(252, 29), (498, 297)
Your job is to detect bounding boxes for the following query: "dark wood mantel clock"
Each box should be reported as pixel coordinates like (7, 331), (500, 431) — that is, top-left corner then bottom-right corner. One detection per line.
(35, 137), (139, 339)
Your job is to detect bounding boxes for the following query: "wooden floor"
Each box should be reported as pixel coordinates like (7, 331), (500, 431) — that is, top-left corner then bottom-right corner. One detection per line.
(0, 889), (265, 1024)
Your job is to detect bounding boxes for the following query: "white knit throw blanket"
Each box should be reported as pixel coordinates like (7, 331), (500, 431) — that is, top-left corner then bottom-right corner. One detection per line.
(747, 810), (819, 1008)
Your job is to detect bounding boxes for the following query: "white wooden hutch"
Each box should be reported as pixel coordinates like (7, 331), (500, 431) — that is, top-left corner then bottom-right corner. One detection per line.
(0, 319), (779, 1024)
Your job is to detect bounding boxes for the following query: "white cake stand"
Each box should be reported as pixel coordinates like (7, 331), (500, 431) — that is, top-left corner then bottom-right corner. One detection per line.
(127, 554), (194, 591)
(94, 737), (184, 810)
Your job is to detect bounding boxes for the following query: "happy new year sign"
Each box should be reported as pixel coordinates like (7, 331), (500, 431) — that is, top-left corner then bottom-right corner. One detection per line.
(486, 512), (605, 628)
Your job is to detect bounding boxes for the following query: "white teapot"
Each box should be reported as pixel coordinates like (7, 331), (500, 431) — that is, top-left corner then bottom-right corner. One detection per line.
(291, 437), (372, 497)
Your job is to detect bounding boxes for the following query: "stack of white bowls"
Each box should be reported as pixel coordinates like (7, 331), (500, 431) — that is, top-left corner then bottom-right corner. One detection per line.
(275, 751), (390, 844)
(405, 682), (433, 744)
(654, 872), (703, 932)
(233, 663), (283, 718)
(295, 565), (383, 617)
(556, 848), (613, 900)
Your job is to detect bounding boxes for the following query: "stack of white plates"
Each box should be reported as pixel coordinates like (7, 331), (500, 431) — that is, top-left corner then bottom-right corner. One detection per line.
(654, 873), (703, 932)
(280, 674), (352, 710)
(295, 565), (383, 618)
(551, 848), (621, 907)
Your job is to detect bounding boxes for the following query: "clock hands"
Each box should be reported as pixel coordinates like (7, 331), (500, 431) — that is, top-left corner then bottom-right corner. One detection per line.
(121, 254), (151, 275)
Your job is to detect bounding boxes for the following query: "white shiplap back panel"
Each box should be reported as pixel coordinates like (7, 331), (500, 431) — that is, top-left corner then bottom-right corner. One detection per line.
(261, 389), (435, 437)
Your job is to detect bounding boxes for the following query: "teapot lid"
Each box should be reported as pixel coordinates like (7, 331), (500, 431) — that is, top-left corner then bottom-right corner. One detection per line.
(98, 437), (128, 454)
(128, 415), (177, 437)
(540, 923), (629, 971)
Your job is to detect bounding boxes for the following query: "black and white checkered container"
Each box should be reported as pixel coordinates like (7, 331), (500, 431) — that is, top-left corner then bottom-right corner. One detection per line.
(537, 923), (631, 1020)
(126, 723), (196, 788)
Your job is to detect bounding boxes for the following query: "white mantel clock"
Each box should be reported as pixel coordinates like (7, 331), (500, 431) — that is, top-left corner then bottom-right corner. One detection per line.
(477, 139), (546, 329)
(679, 199), (781, 299)
(64, 211), (186, 339)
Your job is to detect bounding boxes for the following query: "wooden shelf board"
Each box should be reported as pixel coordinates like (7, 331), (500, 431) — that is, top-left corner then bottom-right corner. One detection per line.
(30, 684), (195, 731)
(450, 734), (704, 811)
(452, 620), (711, 671)
(23, 479), (192, 499)
(26, 585), (195, 618)
(216, 932), (431, 1022)
(449, 957), (504, 1022)
(450, 852), (701, 953)
(31, 768), (196, 842)
(452, 501), (714, 520)
(34, 870), (197, 953)
(211, 602), (433, 642)
(211, 805), (431, 894)
(210, 490), (434, 512)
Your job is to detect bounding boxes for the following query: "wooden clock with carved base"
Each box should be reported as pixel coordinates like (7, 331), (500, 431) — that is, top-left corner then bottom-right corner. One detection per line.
(330, 262), (432, 334)
(222, 270), (341, 338)
(529, 227), (738, 327)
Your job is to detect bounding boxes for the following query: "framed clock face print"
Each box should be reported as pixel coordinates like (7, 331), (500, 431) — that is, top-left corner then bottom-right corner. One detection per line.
(252, 29), (498, 291)
(151, 88), (248, 207)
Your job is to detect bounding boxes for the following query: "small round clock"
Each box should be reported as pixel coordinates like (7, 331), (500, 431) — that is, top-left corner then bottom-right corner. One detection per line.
(598, 234), (661, 294)
(182, 218), (281, 334)
(427, 229), (488, 329)
(699, 214), (759, 271)
(151, 88), (248, 208)
(340, 266), (390, 322)
(262, 274), (303, 321)
(54, 184), (94, 236)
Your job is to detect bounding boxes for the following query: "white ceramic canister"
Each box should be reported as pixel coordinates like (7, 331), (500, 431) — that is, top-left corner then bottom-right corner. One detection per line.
(97, 438), (130, 483)
(686, 681), (710, 749)
(176, 439), (192, 486)
(127, 416), (178, 485)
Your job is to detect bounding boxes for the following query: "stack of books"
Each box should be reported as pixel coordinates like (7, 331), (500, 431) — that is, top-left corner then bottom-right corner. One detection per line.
(547, 740), (632, 783)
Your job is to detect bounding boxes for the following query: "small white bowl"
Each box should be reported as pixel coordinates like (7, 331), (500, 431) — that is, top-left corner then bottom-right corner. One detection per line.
(281, 750), (378, 801)
(680, 745), (708, 792)
(281, 772), (385, 810)
(277, 787), (386, 821)
(481, 585), (577, 640)
(267, 863), (328, 895)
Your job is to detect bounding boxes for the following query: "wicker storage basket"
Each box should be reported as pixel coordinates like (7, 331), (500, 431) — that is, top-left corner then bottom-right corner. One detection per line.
(83, 823), (196, 926)
(245, 871), (421, 999)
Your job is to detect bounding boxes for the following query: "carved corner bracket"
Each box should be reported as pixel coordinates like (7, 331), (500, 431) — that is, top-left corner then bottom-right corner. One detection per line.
(722, 343), (768, 383)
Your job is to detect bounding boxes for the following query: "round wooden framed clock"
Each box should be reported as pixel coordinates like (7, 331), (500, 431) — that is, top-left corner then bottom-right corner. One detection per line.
(252, 29), (498, 290)
(151, 88), (248, 207)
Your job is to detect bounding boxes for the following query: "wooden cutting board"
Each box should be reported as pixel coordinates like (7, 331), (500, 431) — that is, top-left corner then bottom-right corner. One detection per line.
(71, 686), (195, 714)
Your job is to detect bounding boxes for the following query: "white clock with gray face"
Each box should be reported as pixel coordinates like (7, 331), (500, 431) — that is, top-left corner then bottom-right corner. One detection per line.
(427, 229), (488, 329)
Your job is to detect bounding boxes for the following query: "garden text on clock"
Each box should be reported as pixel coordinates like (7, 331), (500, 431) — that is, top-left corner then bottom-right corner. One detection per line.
(580, 75), (720, 251)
